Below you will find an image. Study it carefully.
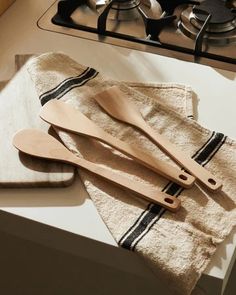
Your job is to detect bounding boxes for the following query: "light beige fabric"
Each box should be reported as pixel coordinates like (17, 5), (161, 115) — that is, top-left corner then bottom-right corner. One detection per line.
(27, 52), (236, 295)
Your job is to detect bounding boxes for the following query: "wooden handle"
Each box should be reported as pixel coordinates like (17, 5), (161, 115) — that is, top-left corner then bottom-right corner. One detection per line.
(71, 156), (181, 212)
(93, 86), (222, 192)
(103, 131), (195, 188)
(12, 128), (180, 212)
(141, 123), (222, 191)
(40, 100), (195, 188)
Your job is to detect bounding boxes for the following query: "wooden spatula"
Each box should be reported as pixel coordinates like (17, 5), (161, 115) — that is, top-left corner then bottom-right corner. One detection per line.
(40, 100), (195, 188)
(93, 86), (222, 192)
(12, 129), (181, 212)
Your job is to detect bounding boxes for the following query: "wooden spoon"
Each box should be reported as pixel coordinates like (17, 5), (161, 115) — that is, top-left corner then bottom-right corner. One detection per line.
(12, 129), (181, 212)
(93, 86), (222, 192)
(40, 100), (195, 188)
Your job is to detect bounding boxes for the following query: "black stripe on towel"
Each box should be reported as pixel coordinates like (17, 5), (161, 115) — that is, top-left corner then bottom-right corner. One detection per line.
(194, 132), (226, 166)
(39, 67), (90, 98)
(39, 67), (98, 105)
(119, 132), (226, 250)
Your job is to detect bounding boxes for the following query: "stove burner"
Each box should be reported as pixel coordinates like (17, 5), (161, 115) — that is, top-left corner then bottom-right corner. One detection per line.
(47, 0), (236, 72)
(108, 0), (141, 21)
(97, 0), (163, 21)
(193, 0), (235, 24)
(190, 0), (236, 33)
(96, 0), (175, 37)
(178, 0), (236, 43)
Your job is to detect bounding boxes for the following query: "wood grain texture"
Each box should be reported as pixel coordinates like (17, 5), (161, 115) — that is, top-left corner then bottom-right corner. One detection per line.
(94, 86), (223, 192)
(0, 55), (74, 187)
(13, 129), (181, 212)
(40, 100), (195, 188)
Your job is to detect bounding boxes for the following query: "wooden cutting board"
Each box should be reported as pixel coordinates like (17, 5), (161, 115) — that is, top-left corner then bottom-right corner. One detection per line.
(0, 55), (74, 187)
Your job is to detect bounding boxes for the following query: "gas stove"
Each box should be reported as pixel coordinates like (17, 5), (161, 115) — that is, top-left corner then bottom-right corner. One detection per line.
(38, 0), (236, 72)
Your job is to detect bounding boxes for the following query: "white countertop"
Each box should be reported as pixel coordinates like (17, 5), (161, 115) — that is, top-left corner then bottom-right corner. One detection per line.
(0, 1), (236, 294)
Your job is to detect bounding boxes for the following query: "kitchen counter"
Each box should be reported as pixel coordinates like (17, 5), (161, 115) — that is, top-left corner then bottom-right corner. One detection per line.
(0, 0), (236, 294)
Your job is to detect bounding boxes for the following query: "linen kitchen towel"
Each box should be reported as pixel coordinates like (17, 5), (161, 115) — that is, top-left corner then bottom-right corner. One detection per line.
(27, 52), (236, 295)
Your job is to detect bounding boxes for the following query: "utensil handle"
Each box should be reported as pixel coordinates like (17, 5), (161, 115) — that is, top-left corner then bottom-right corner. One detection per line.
(140, 124), (222, 191)
(40, 99), (194, 188)
(103, 131), (195, 188)
(72, 156), (181, 212)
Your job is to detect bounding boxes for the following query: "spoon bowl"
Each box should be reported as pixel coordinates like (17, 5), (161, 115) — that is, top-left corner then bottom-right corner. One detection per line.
(13, 129), (181, 212)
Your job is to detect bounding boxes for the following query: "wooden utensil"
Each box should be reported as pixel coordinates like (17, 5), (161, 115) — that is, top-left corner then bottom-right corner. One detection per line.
(93, 86), (222, 192)
(40, 100), (195, 188)
(12, 129), (181, 212)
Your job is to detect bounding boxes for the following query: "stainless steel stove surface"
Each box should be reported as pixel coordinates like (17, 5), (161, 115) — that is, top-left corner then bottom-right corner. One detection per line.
(38, 0), (236, 72)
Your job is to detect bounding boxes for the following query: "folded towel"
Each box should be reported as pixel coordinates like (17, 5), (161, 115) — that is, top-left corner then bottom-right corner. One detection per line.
(27, 52), (236, 295)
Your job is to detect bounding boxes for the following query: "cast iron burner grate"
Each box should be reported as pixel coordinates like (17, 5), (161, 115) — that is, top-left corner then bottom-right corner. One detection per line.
(193, 0), (235, 25)
(38, 0), (236, 71)
(179, 0), (236, 50)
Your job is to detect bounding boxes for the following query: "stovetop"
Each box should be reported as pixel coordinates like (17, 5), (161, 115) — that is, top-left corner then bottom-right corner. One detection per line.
(38, 0), (236, 72)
